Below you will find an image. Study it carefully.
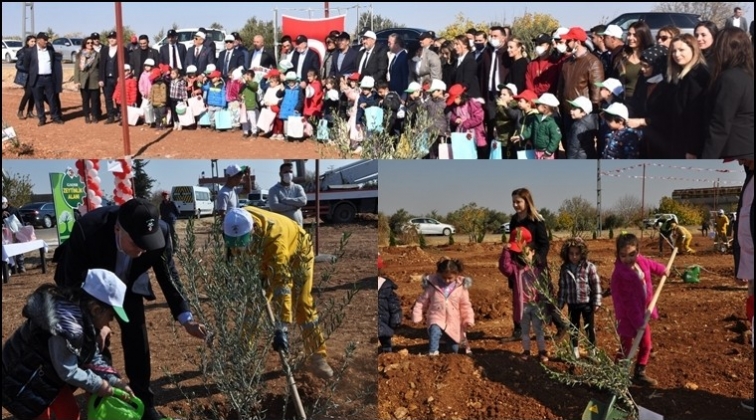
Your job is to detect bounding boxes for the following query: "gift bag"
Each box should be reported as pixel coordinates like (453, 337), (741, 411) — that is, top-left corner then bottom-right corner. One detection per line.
(364, 106), (384, 133)
(127, 106), (142, 126)
(450, 132), (477, 160)
(215, 109), (233, 130)
(316, 119), (330, 142)
(188, 96), (206, 116)
(197, 111), (211, 126)
(3, 215), (22, 234)
(14, 226), (36, 243)
(2, 227), (12, 245)
(490, 141), (503, 160)
(286, 116), (305, 138)
(438, 139), (451, 160)
(141, 100), (155, 124)
(257, 107), (276, 133)
(517, 148), (536, 160)
(178, 105), (196, 126)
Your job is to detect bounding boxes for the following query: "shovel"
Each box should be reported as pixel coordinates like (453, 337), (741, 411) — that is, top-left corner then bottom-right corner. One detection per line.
(583, 248), (678, 420)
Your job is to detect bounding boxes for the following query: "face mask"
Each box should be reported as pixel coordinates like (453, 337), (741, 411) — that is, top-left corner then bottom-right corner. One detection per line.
(282, 173), (294, 183)
(412, 56), (422, 63)
(535, 46), (548, 56)
(489, 38), (501, 49)
(469, 39), (475, 49)
(556, 43), (568, 54)
(474, 43), (485, 51)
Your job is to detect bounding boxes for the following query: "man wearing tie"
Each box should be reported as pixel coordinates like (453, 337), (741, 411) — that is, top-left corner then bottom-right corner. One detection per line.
(357, 30), (389, 83)
(725, 7), (749, 31)
(186, 31), (215, 74)
(387, 33), (409, 96)
(218, 34), (245, 78)
(23, 32), (62, 126)
(248, 35), (277, 71)
(291, 35), (320, 81)
(159, 29), (187, 75)
(479, 26), (512, 156)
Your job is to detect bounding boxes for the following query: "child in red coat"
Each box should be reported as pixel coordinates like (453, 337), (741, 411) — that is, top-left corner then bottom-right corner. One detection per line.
(303, 69), (324, 119)
(113, 64), (137, 107)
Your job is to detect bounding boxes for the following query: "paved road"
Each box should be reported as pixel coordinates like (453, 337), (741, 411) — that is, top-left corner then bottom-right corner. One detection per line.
(34, 226), (60, 248)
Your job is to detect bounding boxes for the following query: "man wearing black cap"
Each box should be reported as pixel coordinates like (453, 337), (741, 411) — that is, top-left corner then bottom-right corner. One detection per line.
(91, 32), (102, 52)
(412, 31), (441, 84)
(231, 32), (249, 69)
(291, 34), (320, 80)
(54, 198), (207, 420)
(99, 31), (129, 123)
(22, 32), (63, 126)
(330, 31), (358, 78)
(159, 29), (186, 75)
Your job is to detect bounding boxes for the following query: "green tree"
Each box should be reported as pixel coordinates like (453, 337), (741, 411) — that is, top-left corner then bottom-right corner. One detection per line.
(653, 2), (747, 26)
(209, 22), (224, 30)
(98, 25), (136, 46)
(237, 17), (275, 52)
(558, 196), (597, 238)
(1, 171), (34, 209)
(45, 27), (58, 40)
(447, 202), (488, 243)
(657, 196), (704, 226)
(511, 12), (560, 57)
(539, 208), (558, 231)
(439, 13), (490, 40)
(132, 160), (156, 199)
(389, 208), (412, 233)
(355, 12), (405, 36)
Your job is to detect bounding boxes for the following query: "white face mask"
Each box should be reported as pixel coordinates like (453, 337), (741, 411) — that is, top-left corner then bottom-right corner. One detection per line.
(489, 38), (501, 49)
(556, 43), (568, 54)
(535, 46), (548, 56)
(282, 173), (294, 183)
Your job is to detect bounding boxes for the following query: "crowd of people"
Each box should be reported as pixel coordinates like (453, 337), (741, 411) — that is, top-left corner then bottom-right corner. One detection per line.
(11, 8), (754, 159)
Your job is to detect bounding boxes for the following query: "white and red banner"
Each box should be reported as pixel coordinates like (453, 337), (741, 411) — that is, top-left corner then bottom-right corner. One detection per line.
(281, 15), (346, 62)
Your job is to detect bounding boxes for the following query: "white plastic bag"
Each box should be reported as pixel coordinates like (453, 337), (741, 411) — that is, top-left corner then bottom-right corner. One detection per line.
(3, 214), (22, 233)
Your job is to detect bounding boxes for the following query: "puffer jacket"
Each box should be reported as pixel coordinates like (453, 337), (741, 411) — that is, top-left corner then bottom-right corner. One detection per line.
(557, 51), (604, 116)
(449, 99), (486, 147)
(203, 80), (227, 108)
(522, 113), (561, 155)
(567, 113), (599, 159)
(602, 127), (641, 159)
(425, 96), (450, 137)
(378, 277), (403, 338)
(279, 85), (304, 120)
(412, 274), (474, 344)
(149, 79), (168, 107)
(494, 100), (522, 145)
(2, 285), (100, 419)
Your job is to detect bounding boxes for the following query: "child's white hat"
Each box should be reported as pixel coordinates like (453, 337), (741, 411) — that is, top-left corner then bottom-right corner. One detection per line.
(285, 71), (298, 81)
(504, 83), (518, 96)
(231, 67), (244, 82)
(405, 81), (422, 94)
(326, 89), (339, 101)
(603, 102), (629, 121)
(143, 58), (155, 67)
(595, 78), (624, 97)
(360, 76), (375, 89)
(568, 96), (593, 115)
(552, 27), (570, 40)
(535, 93), (560, 108)
(186, 65), (197, 74)
(124, 64), (131, 71)
(429, 79), (446, 92)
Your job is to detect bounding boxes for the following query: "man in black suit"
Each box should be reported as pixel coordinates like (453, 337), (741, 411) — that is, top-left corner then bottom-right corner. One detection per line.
(452, 35), (481, 98)
(218, 34), (246, 78)
(159, 29), (187, 75)
(129, 35), (160, 81)
(479, 26), (512, 157)
(23, 32), (62, 126)
(231, 32), (249, 70)
(357, 30), (389, 83)
(54, 198), (207, 420)
(99, 31), (128, 123)
(330, 31), (358, 78)
(387, 33), (410, 96)
(197, 27), (217, 58)
(248, 34), (277, 70)
(185, 31), (216, 75)
(291, 35), (321, 80)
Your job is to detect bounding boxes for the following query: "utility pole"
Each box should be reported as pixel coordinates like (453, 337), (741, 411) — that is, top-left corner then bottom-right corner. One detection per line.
(597, 160), (602, 238)
(640, 163), (646, 239)
(324, 1), (330, 17)
(714, 179), (720, 210)
(22, 2), (35, 39)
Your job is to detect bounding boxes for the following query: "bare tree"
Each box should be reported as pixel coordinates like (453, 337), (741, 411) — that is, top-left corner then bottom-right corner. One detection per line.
(209, 22), (224, 30)
(171, 22), (179, 31)
(653, 2), (747, 25)
(355, 12), (404, 35)
(153, 28), (165, 44)
(612, 194), (643, 227)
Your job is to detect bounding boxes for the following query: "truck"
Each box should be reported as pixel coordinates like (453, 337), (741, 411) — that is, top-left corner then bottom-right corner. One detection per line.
(301, 160), (378, 224)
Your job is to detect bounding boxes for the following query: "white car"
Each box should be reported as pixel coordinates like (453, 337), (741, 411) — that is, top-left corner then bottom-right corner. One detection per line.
(51, 37), (85, 63)
(153, 28), (227, 59)
(2, 39), (23, 62)
(404, 218), (456, 236)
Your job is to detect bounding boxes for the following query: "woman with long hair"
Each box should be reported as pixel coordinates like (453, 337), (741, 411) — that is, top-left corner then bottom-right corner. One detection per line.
(702, 27), (754, 159)
(439, 40), (457, 88)
(15, 35), (36, 119)
(668, 33), (710, 158)
(505, 37), (529, 93)
(694, 21), (719, 62)
(73, 36), (101, 123)
(655, 25), (680, 48)
(619, 21), (654, 100)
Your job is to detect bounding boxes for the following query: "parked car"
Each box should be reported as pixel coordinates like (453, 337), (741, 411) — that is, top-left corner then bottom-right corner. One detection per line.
(19, 202), (57, 229)
(153, 28), (227, 59)
(497, 222), (511, 234)
(51, 37), (85, 63)
(643, 213), (679, 228)
(607, 12), (700, 38)
(352, 27), (428, 58)
(2, 39), (23, 63)
(237, 198), (250, 208)
(403, 218), (456, 236)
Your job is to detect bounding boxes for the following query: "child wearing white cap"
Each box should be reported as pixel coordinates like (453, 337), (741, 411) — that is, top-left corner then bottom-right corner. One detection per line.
(113, 63), (138, 111)
(601, 103), (641, 159)
(566, 96), (599, 159)
(1, 269), (134, 420)
(222, 207), (334, 379)
(528, 93), (562, 159)
(424, 79), (450, 158)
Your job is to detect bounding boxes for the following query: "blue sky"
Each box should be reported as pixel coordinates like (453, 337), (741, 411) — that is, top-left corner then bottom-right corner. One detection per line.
(3, 159), (356, 197)
(378, 160), (748, 216)
(6, 2), (746, 40)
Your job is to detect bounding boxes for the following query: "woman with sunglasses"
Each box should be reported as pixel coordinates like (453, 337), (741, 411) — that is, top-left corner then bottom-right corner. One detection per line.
(73, 36), (101, 123)
(655, 25), (680, 48)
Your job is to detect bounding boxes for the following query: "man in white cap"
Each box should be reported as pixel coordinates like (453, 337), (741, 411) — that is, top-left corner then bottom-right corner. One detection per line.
(186, 31), (216, 74)
(600, 24), (625, 77)
(223, 207), (333, 379)
(215, 164), (248, 221)
(357, 30), (389, 83)
(268, 162), (307, 226)
(2, 196), (25, 273)
(218, 34), (245, 79)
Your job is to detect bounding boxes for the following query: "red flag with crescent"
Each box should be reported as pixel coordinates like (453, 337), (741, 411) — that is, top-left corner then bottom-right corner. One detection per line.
(281, 15), (346, 62)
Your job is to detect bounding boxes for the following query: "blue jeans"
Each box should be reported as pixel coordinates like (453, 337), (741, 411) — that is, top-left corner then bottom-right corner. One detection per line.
(428, 324), (459, 353)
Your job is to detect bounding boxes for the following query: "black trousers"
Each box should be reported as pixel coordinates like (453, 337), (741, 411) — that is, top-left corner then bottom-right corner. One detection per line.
(379, 336), (393, 351)
(117, 291), (156, 407)
(32, 75), (59, 123)
(103, 78), (118, 118)
(80, 88), (101, 120)
(568, 303), (596, 348)
(18, 84), (35, 113)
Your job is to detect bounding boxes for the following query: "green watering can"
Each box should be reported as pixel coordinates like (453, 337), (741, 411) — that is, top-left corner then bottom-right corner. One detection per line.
(88, 388), (144, 420)
(682, 265), (701, 284)
(582, 397), (630, 420)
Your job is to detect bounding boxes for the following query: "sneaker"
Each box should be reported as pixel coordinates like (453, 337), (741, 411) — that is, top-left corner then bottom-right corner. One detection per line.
(539, 351), (549, 363)
(309, 354), (333, 379)
(741, 398), (754, 411)
(428, 351), (439, 357)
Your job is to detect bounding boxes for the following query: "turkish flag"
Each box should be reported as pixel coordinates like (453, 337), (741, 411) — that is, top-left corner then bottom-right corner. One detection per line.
(282, 15), (346, 62)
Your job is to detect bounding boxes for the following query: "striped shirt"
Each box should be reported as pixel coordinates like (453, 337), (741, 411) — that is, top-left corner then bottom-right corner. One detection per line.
(558, 261), (602, 308)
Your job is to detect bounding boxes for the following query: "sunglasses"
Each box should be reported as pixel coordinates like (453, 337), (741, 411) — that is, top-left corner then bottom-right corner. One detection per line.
(225, 40), (234, 43)
(656, 35), (669, 42)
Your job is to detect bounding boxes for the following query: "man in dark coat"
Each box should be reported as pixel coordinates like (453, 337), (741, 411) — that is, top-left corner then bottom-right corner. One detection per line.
(387, 33), (410, 96)
(99, 31), (129, 123)
(53, 198), (207, 420)
(218, 34), (246, 78)
(128, 35), (160, 81)
(330, 32), (359, 78)
(159, 29), (187, 75)
(22, 32), (63, 126)
(356, 30), (389, 83)
(291, 35), (321, 80)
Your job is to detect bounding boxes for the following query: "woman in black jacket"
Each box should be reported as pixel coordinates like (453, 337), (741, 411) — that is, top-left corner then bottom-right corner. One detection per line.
(668, 34), (710, 159)
(14, 35), (36, 120)
(702, 28), (754, 160)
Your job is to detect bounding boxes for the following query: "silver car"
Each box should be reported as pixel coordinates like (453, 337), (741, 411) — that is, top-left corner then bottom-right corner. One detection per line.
(51, 37), (85, 63)
(2, 39), (23, 62)
(403, 218), (456, 236)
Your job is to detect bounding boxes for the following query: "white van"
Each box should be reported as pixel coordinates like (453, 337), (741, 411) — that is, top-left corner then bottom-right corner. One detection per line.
(247, 189), (269, 209)
(171, 186), (214, 218)
(153, 28), (227, 59)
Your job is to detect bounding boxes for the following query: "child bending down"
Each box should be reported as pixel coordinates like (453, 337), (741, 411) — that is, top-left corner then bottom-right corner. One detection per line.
(412, 257), (474, 356)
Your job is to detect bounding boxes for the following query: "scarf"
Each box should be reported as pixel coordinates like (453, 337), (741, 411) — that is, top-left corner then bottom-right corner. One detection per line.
(79, 49), (96, 71)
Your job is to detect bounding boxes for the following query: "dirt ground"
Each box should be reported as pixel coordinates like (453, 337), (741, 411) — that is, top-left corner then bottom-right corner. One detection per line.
(2, 217), (377, 420)
(1, 86), (347, 159)
(378, 233), (753, 420)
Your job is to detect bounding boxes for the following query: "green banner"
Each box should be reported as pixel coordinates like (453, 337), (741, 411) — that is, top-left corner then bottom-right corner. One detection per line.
(49, 172), (86, 244)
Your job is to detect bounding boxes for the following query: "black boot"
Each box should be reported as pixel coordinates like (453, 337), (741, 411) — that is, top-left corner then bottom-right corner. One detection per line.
(17, 110), (26, 120)
(85, 116), (92, 124)
(27, 110), (36, 119)
(634, 364), (658, 386)
(512, 323), (522, 338)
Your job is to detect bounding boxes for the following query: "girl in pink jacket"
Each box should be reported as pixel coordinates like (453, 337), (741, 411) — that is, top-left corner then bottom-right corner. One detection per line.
(447, 84), (486, 158)
(611, 233), (669, 387)
(412, 258), (475, 356)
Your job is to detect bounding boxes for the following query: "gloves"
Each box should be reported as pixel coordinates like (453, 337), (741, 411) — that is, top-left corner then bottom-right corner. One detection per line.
(273, 328), (289, 353)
